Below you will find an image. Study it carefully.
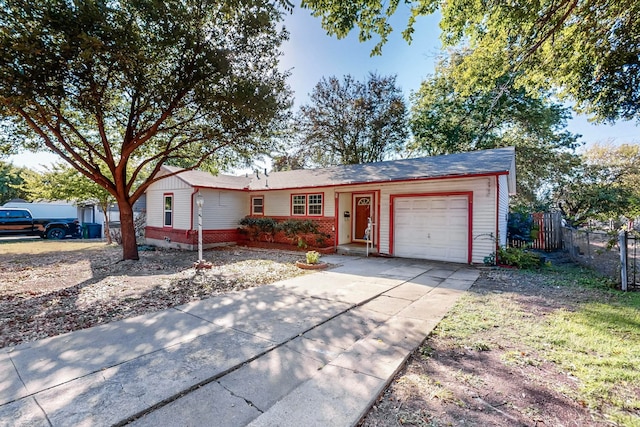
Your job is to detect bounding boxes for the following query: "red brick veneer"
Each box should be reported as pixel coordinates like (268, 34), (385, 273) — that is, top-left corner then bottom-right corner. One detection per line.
(146, 216), (335, 249)
(145, 226), (240, 245)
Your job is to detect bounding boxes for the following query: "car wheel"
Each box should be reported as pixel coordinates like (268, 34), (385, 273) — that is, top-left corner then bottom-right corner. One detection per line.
(47, 228), (65, 240)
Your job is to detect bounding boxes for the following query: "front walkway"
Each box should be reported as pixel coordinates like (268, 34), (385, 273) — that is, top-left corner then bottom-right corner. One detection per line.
(0, 255), (479, 427)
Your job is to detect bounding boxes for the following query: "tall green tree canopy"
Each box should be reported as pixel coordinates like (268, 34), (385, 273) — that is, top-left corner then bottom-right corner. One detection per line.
(409, 55), (580, 206)
(0, 0), (292, 259)
(556, 143), (640, 225)
(301, 0), (640, 123)
(286, 73), (408, 167)
(0, 161), (28, 204)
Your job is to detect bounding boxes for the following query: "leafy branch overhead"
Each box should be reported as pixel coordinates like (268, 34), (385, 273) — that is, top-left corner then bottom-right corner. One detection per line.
(0, 0), (292, 260)
(409, 53), (581, 207)
(301, 0), (640, 123)
(555, 143), (640, 225)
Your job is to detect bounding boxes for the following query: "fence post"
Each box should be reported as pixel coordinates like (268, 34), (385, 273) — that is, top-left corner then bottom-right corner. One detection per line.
(569, 228), (574, 256)
(620, 231), (628, 291)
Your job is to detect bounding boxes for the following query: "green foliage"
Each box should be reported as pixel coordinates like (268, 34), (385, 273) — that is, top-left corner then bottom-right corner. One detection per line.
(555, 144), (640, 225)
(0, 0), (291, 259)
(302, 0), (640, 123)
(238, 217), (329, 247)
(20, 163), (112, 205)
(287, 73), (408, 167)
(277, 219), (320, 248)
(0, 161), (28, 204)
(409, 53), (580, 206)
(305, 250), (321, 264)
(238, 216), (278, 241)
(483, 245), (542, 268)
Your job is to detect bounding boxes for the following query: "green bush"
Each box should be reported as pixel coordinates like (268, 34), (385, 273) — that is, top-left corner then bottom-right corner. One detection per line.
(238, 216), (278, 241)
(496, 247), (542, 269)
(277, 219), (320, 247)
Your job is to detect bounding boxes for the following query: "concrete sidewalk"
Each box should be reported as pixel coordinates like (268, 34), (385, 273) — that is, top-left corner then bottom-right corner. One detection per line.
(0, 255), (479, 427)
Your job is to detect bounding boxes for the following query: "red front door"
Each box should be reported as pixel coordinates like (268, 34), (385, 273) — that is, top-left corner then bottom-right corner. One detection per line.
(354, 196), (371, 241)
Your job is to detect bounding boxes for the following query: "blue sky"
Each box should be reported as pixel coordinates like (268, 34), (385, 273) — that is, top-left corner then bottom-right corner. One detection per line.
(8, 5), (638, 170)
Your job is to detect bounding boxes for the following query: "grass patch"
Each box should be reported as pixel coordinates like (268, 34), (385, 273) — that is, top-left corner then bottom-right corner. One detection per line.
(0, 239), (109, 255)
(433, 264), (640, 425)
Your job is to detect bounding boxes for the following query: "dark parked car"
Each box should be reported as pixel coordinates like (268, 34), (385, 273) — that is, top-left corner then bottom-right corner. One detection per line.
(0, 208), (81, 239)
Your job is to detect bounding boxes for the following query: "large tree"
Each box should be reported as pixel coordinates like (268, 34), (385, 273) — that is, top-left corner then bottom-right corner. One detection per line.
(409, 54), (581, 206)
(288, 73), (408, 167)
(0, 161), (28, 204)
(0, 0), (291, 260)
(301, 0), (640, 123)
(556, 143), (640, 225)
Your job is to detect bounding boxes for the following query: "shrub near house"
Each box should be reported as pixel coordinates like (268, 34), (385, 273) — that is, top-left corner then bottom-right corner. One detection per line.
(238, 216), (331, 249)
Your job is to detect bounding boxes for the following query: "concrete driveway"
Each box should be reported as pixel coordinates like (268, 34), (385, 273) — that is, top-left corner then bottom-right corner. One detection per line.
(0, 254), (479, 427)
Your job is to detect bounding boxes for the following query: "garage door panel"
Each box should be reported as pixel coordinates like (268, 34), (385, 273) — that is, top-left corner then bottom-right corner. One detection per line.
(393, 195), (469, 263)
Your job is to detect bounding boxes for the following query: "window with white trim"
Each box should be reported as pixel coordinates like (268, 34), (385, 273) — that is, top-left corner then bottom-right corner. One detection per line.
(292, 195), (306, 215)
(251, 196), (264, 215)
(163, 195), (173, 227)
(308, 194), (323, 216)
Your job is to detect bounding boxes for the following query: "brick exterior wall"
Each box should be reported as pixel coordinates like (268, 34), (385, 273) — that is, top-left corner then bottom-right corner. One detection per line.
(145, 226), (240, 249)
(146, 217), (335, 250)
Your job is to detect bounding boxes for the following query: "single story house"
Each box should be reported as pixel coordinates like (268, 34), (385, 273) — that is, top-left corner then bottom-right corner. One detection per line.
(145, 147), (516, 264)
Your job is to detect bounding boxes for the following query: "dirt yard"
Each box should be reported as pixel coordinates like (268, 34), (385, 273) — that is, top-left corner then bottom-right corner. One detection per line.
(0, 241), (307, 349)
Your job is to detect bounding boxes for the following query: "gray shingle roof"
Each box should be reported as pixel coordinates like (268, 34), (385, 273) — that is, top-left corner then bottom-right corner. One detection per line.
(161, 166), (252, 190)
(161, 147), (515, 191)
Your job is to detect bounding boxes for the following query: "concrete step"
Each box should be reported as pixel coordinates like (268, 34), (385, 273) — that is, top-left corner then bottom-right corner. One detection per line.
(336, 244), (377, 257)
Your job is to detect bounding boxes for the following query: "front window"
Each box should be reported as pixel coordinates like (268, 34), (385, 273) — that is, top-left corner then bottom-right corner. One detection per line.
(292, 195), (306, 216)
(308, 194), (323, 216)
(163, 195), (173, 227)
(252, 196), (264, 215)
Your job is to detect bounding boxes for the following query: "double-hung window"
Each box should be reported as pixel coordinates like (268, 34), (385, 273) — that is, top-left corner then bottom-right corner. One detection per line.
(292, 195), (306, 216)
(308, 194), (323, 215)
(251, 196), (264, 215)
(163, 195), (173, 227)
(291, 193), (323, 216)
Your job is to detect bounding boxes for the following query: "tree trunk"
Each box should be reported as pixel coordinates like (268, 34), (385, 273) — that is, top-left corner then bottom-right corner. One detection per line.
(100, 199), (113, 245)
(118, 200), (139, 260)
(104, 214), (113, 245)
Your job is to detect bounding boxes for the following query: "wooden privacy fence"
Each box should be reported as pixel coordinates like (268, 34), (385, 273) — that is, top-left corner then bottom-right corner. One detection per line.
(509, 211), (563, 251)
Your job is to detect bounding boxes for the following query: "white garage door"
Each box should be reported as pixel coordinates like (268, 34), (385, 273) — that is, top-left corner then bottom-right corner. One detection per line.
(394, 195), (469, 263)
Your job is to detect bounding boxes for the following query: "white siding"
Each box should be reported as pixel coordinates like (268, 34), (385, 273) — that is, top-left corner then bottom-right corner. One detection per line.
(337, 193), (352, 243)
(257, 189), (335, 218)
(197, 189), (248, 230)
(498, 174), (509, 247)
(145, 175), (192, 229)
